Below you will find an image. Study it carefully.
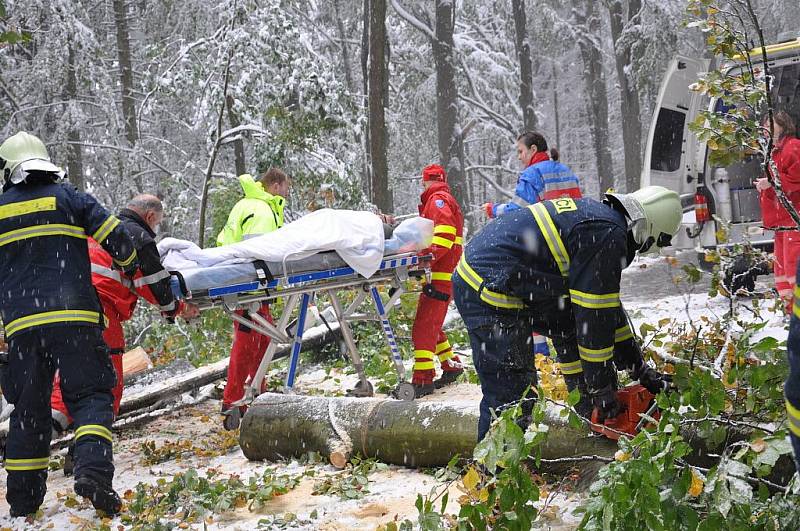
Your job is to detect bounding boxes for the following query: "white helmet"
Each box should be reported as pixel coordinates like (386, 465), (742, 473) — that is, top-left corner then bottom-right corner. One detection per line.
(0, 132), (64, 184)
(605, 186), (682, 255)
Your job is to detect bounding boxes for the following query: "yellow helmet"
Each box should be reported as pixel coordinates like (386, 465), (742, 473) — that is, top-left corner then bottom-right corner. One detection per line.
(605, 186), (682, 254)
(0, 132), (63, 184)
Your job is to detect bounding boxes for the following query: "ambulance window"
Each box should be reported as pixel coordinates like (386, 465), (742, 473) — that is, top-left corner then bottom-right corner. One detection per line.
(650, 108), (685, 172)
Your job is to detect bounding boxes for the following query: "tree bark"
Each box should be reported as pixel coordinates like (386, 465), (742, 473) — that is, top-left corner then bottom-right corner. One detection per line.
(368, 0), (392, 212)
(511, 0), (537, 131)
(225, 94), (247, 177)
(572, 0), (614, 197)
(433, 0), (468, 211)
(112, 0), (138, 148)
(240, 393), (616, 469)
(65, 44), (84, 191)
(608, 0), (643, 192)
(361, 0), (373, 203)
(333, 0), (356, 95)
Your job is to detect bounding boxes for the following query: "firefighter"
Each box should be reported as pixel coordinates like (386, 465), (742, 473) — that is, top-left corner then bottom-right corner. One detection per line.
(454, 186), (680, 440)
(50, 195), (198, 443)
(217, 167), (290, 429)
(482, 131), (581, 219)
(409, 164), (465, 397)
(0, 132), (137, 516)
(786, 260), (800, 474)
(485, 132), (585, 377)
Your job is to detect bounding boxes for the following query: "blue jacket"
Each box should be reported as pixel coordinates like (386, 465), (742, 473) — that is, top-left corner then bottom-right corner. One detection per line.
(492, 160), (582, 217)
(0, 182), (138, 338)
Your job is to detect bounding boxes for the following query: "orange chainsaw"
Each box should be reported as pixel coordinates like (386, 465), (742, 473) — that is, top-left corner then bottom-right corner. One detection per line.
(590, 384), (660, 440)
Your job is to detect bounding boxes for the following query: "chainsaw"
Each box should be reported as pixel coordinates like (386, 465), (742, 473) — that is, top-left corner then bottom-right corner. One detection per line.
(590, 384), (660, 440)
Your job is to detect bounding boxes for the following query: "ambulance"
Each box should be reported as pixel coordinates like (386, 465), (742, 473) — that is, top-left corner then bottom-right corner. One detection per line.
(642, 32), (800, 266)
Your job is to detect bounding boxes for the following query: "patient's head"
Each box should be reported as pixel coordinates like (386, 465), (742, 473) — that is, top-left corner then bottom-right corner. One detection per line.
(260, 167), (291, 198)
(127, 194), (164, 232)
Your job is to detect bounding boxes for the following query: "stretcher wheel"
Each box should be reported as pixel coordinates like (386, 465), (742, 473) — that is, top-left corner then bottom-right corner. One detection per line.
(394, 382), (416, 401)
(348, 379), (374, 398)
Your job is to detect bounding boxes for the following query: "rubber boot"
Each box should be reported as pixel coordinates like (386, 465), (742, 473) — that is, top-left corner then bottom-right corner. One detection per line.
(75, 476), (122, 516)
(563, 373), (593, 419)
(221, 405), (242, 431)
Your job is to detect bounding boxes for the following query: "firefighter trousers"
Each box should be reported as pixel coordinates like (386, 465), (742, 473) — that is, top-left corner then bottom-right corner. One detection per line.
(1, 326), (116, 514)
(51, 313), (125, 428)
(222, 303), (273, 410)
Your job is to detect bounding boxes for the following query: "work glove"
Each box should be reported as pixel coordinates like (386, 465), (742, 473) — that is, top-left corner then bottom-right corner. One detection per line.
(590, 384), (624, 423)
(634, 364), (672, 394)
(482, 202), (495, 219)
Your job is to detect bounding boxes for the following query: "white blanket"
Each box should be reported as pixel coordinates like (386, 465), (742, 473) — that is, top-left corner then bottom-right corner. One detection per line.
(158, 209), (386, 278)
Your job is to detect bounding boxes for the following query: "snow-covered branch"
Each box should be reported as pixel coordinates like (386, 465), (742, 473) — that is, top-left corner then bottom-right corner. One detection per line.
(390, 0), (435, 41)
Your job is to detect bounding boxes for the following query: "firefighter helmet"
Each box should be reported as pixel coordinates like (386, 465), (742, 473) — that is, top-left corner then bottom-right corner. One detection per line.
(605, 185), (682, 254)
(0, 132), (63, 184)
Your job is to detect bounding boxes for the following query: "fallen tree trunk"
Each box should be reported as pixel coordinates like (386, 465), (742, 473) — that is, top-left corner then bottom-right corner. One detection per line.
(119, 322), (342, 414)
(239, 393), (618, 469)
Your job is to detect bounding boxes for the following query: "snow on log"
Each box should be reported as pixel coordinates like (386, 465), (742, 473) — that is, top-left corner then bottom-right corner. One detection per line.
(239, 393), (618, 469)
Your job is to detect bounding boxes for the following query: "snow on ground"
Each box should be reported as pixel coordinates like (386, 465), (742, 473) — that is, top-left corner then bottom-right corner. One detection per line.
(0, 252), (784, 529)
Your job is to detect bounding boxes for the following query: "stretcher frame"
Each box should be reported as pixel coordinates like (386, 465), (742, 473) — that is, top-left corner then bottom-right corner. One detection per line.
(182, 252), (431, 403)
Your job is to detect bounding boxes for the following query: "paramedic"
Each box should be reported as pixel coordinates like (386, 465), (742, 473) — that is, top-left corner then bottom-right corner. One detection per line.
(50, 195), (199, 442)
(785, 259), (800, 474)
(217, 167), (290, 430)
(409, 164), (465, 397)
(0, 131), (137, 516)
(454, 186), (679, 440)
(482, 131), (581, 219)
(485, 132), (586, 394)
(755, 110), (800, 311)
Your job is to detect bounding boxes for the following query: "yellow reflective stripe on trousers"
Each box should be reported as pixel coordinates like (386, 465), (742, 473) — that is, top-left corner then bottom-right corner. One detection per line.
(433, 224), (457, 235)
(615, 324), (633, 343)
(527, 203), (570, 276)
(0, 223), (86, 247)
(454, 236), (463, 245)
(578, 344), (614, 363)
(5, 310), (101, 337)
(75, 424), (113, 443)
(558, 360), (583, 375)
(435, 340), (451, 353)
(786, 400), (800, 437)
(431, 235), (454, 249)
(0, 196), (56, 220)
(455, 258), (524, 310)
(569, 289), (621, 309)
(413, 349), (435, 370)
(92, 215), (120, 244)
(430, 272), (452, 282)
(5, 456), (50, 471)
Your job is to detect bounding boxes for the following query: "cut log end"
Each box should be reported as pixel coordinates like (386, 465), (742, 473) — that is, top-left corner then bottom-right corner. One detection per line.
(328, 441), (352, 469)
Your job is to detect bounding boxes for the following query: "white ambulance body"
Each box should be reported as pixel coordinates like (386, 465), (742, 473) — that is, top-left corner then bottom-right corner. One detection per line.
(642, 35), (800, 260)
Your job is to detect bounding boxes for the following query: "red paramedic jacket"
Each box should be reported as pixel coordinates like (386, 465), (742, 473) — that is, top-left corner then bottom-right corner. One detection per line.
(759, 136), (800, 229)
(419, 181), (464, 280)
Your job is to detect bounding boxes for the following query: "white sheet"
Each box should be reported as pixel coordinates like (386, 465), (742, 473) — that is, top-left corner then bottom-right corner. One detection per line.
(159, 209), (386, 278)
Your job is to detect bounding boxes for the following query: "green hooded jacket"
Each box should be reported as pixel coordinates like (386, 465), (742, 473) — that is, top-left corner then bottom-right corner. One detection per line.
(216, 174), (285, 246)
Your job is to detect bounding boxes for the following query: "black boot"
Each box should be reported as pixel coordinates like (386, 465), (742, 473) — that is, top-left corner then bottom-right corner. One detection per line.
(413, 382), (435, 398)
(74, 476), (122, 516)
(433, 369), (463, 389)
(563, 373), (593, 418)
(221, 406), (242, 431)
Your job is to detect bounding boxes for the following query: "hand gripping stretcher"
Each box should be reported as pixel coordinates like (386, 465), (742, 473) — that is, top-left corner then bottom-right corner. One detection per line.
(170, 250), (432, 404)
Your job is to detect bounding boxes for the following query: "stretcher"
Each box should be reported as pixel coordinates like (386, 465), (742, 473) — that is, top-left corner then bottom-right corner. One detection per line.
(170, 250), (431, 403)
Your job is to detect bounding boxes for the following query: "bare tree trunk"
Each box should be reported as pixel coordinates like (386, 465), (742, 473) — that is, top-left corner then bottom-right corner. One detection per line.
(333, 0), (356, 95)
(361, 0), (372, 201)
(112, 0), (141, 192)
(608, 0), (643, 192)
(511, 0), (537, 131)
(65, 44), (84, 191)
(225, 94), (247, 176)
(572, 0), (614, 197)
(368, 0), (392, 212)
(433, 0), (468, 210)
(551, 62), (561, 150)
